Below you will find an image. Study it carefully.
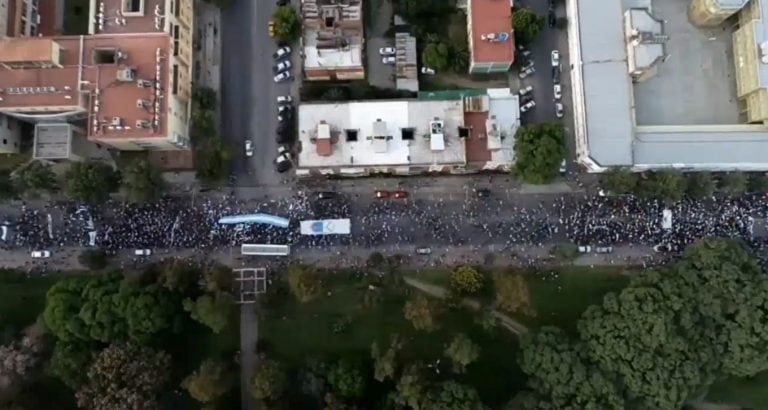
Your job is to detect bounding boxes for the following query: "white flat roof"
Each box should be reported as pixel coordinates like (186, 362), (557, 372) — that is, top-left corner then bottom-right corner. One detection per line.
(298, 100), (467, 169)
(303, 44), (363, 69)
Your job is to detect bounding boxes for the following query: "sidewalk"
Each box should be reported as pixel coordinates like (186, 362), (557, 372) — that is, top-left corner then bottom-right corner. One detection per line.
(193, 0), (221, 94)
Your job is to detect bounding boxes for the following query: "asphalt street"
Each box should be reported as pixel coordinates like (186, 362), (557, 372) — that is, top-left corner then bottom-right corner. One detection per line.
(221, 0), (290, 188)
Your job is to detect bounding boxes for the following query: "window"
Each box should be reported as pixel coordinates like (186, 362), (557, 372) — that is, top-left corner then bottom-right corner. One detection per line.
(123, 0), (143, 13)
(172, 64), (179, 95)
(2, 139), (7, 145)
(173, 25), (180, 56)
(93, 48), (117, 64)
(458, 127), (470, 138)
(345, 129), (358, 142)
(173, 0), (181, 17)
(401, 128), (415, 140)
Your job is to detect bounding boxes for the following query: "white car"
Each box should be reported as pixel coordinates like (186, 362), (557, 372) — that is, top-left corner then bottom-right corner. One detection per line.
(578, 245), (591, 253)
(277, 145), (291, 159)
(555, 102), (564, 118)
(595, 246), (614, 254)
(273, 46), (291, 59)
(31, 250), (51, 258)
(379, 47), (396, 56)
(519, 85), (533, 96)
(519, 66), (535, 79)
(551, 50), (560, 67)
(415, 247), (432, 255)
(276, 95), (293, 103)
(559, 159), (567, 175)
(274, 71), (292, 83)
(1, 225), (7, 241)
(653, 244), (672, 253)
(553, 83), (562, 100)
(421, 66), (436, 75)
(520, 100), (536, 113)
(382, 56), (396, 64)
(134, 249), (152, 256)
(245, 140), (253, 157)
(273, 60), (292, 73)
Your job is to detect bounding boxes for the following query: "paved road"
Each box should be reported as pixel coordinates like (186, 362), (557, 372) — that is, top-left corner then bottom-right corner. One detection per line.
(221, 0), (287, 188)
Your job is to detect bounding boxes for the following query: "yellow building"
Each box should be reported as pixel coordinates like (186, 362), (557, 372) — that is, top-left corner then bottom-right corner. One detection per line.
(733, 0), (768, 123)
(690, 0), (747, 27)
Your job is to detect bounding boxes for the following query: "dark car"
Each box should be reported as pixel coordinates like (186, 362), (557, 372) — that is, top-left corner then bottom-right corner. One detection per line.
(548, 11), (556, 28)
(552, 66), (561, 82)
(316, 191), (337, 200)
(475, 188), (491, 198)
(276, 133), (293, 144)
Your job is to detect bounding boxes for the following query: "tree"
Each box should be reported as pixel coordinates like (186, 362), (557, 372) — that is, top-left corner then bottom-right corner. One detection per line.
(75, 344), (170, 410)
(444, 334), (480, 373)
(273, 6), (300, 42)
(12, 161), (57, 194)
(391, 364), (427, 409)
(0, 326), (48, 403)
(77, 249), (109, 270)
(158, 262), (201, 295)
(122, 160), (165, 203)
(250, 359), (286, 401)
(637, 169), (684, 203)
(549, 243), (579, 261)
(748, 173), (768, 193)
(287, 265), (323, 303)
(512, 8), (545, 45)
(190, 109), (218, 142)
(65, 161), (120, 204)
(421, 381), (485, 410)
(181, 359), (234, 404)
(599, 167), (637, 195)
(686, 172), (716, 199)
(204, 265), (233, 293)
(367, 252), (385, 268)
(183, 291), (235, 334)
(449, 266), (484, 296)
(719, 172), (748, 195)
(514, 124), (566, 184)
(422, 42), (451, 71)
(194, 140), (231, 186)
(0, 169), (17, 200)
(371, 335), (402, 382)
(492, 272), (532, 315)
(192, 86), (217, 111)
(327, 360), (365, 399)
(404, 295), (439, 332)
(48, 341), (94, 389)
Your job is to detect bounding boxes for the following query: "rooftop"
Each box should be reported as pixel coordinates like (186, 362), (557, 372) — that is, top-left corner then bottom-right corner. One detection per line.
(33, 123), (72, 159)
(92, 0), (167, 34)
(469, 0), (514, 63)
(301, 0), (364, 70)
(0, 37), (59, 64)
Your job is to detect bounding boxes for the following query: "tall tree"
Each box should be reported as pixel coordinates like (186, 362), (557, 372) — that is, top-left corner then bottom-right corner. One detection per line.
(65, 161), (120, 204)
(747, 173), (768, 193)
(421, 381), (485, 410)
(371, 335), (402, 382)
(638, 170), (685, 203)
(181, 359), (234, 404)
(0, 325), (48, 404)
(514, 124), (566, 184)
(12, 161), (57, 194)
(182, 291), (235, 334)
(449, 266), (483, 296)
(444, 334), (480, 374)
(512, 8), (545, 45)
(391, 364), (427, 409)
(272, 6), (300, 41)
(686, 172), (716, 199)
(287, 265), (323, 303)
(719, 172), (748, 195)
(194, 140), (231, 186)
(492, 272), (532, 315)
(599, 167), (637, 195)
(422, 42), (451, 71)
(122, 160), (166, 203)
(48, 341), (94, 389)
(327, 360), (365, 399)
(0, 169), (17, 200)
(404, 295), (439, 332)
(250, 358), (286, 402)
(75, 344), (171, 410)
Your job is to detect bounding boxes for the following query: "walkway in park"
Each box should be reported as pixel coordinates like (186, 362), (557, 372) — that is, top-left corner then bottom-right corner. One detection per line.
(403, 276), (529, 335)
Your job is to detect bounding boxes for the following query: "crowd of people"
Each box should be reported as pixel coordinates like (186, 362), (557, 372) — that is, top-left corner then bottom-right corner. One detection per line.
(1, 192), (766, 260)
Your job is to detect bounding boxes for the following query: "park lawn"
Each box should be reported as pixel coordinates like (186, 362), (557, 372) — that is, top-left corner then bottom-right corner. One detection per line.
(706, 370), (768, 409)
(0, 152), (30, 172)
(259, 278), (524, 407)
(0, 269), (63, 335)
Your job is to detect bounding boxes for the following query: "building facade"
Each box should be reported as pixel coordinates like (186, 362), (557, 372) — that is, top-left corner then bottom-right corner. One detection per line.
(465, 0), (515, 74)
(301, 0), (365, 81)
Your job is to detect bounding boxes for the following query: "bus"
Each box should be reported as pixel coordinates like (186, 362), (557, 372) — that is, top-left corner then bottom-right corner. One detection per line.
(240, 244), (291, 256)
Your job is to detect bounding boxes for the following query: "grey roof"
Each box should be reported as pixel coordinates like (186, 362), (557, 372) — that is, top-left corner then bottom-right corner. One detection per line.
(714, 0), (748, 9)
(578, 0), (634, 166)
(33, 123), (71, 159)
(634, 130), (768, 169)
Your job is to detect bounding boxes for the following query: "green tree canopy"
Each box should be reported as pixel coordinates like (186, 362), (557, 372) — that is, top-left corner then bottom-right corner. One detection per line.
(327, 359), (365, 399)
(391, 364), (427, 409)
(0, 169), (17, 200)
(421, 381), (485, 410)
(250, 358), (287, 402)
(65, 161), (120, 204)
(192, 86), (217, 111)
(48, 341), (95, 389)
(371, 335), (402, 382)
(77, 249), (109, 270)
(747, 173), (768, 193)
(122, 160), (166, 203)
(449, 266), (484, 296)
(422, 42), (451, 72)
(404, 295), (439, 332)
(719, 172), (748, 195)
(599, 167), (637, 195)
(194, 139), (232, 186)
(273, 6), (301, 42)
(181, 359), (234, 404)
(444, 334), (480, 373)
(493, 272), (532, 315)
(512, 8), (545, 45)
(287, 265), (323, 303)
(75, 344), (171, 410)
(685, 172), (716, 199)
(637, 169), (685, 203)
(513, 124), (566, 184)
(182, 291), (235, 334)
(13, 161), (58, 194)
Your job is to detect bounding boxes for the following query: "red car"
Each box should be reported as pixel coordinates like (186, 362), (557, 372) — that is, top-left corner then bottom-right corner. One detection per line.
(375, 190), (390, 199)
(393, 191), (409, 199)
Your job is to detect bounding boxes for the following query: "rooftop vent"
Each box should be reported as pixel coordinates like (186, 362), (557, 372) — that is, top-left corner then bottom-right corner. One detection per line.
(116, 68), (136, 82)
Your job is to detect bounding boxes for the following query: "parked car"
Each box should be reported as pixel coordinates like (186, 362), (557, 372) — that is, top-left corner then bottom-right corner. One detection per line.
(244, 140), (253, 157)
(551, 50), (560, 67)
(653, 244), (672, 253)
(552, 66), (561, 82)
(519, 85), (533, 96)
(595, 246), (614, 254)
(548, 11), (556, 28)
(0, 225), (8, 242)
(379, 47), (396, 56)
(393, 191), (409, 199)
(520, 59), (534, 70)
(421, 66), (436, 75)
(278, 109), (293, 122)
(273, 46), (291, 59)
(519, 66), (535, 79)
(134, 249), (152, 256)
(276, 154), (292, 173)
(415, 247), (432, 255)
(273, 60), (292, 73)
(31, 250), (51, 258)
(316, 191), (337, 200)
(555, 102), (564, 118)
(475, 188), (491, 198)
(519, 49), (532, 58)
(276, 95), (293, 103)
(382, 56), (396, 64)
(268, 20), (276, 37)
(553, 83), (562, 100)
(277, 145), (291, 160)
(375, 190), (390, 199)
(559, 159), (567, 175)
(520, 100), (536, 113)
(578, 245), (591, 253)
(273, 71), (292, 83)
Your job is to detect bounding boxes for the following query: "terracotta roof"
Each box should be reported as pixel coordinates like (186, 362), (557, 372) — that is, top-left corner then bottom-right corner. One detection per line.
(96, 0), (167, 34)
(463, 111), (492, 162)
(316, 139), (332, 156)
(469, 0), (515, 64)
(0, 37), (57, 63)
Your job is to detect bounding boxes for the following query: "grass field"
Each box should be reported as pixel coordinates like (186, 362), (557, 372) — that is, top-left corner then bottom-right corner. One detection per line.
(0, 269), (63, 338)
(706, 370), (768, 409)
(259, 275), (524, 407)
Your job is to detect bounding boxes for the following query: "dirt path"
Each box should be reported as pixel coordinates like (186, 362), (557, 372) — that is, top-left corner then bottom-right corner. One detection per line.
(403, 277), (529, 335)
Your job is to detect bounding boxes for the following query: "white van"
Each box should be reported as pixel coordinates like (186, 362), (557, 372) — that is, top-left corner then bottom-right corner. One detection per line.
(134, 249), (152, 256)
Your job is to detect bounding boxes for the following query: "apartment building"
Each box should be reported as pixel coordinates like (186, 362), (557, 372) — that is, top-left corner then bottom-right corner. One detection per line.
(0, 0), (63, 37)
(0, 0), (193, 151)
(463, 0), (515, 74)
(301, 0), (365, 81)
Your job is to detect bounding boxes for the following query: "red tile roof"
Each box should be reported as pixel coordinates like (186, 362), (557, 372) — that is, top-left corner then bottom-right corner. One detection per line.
(96, 0), (167, 34)
(0, 37), (58, 63)
(469, 0), (515, 64)
(463, 111), (492, 162)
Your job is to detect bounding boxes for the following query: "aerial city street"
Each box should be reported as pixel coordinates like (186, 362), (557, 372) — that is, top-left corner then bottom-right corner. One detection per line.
(1, 0), (768, 409)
